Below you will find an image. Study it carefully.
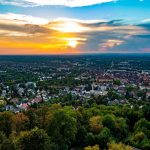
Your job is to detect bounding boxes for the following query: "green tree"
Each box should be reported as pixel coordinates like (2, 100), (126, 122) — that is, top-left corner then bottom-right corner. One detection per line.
(134, 118), (150, 138)
(0, 111), (14, 136)
(96, 127), (111, 149)
(107, 90), (120, 100)
(133, 132), (145, 143)
(25, 109), (38, 129)
(142, 103), (150, 121)
(113, 80), (121, 86)
(84, 144), (100, 150)
(102, 115), (116, 131)
(108, 143), (133, 150)
(85, 132), (95, 146)
(17, 128), (51, 150)
(0, 132), (16, 150)
(75, 126), (87, 147)
(126, 109), (143, 129)
(47, 109), (77, 149)
(130, 132), (150, 150)
(115, 118), (129, 140)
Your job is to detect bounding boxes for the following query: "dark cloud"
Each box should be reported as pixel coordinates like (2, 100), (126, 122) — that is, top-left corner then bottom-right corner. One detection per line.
(138, 23), (150, 29)
(135, 34), (150, 38)
(0, 22), (54, 35)
(78, 19), (124, 28)
(78, 21), (150, 53)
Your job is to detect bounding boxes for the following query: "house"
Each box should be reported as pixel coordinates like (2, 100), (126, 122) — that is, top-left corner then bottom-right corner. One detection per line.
(18, 103), (29, 110)
(10, 98), (19, 104)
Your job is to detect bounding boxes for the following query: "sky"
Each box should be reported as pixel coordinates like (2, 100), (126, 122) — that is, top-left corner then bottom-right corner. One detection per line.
(0, 0), (150, 54)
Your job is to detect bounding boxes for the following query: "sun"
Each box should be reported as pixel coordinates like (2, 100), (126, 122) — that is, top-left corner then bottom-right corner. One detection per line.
(68, 40), (78, 48)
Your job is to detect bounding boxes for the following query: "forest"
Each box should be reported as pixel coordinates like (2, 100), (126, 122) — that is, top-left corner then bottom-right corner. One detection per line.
(0, 103), (149, 150)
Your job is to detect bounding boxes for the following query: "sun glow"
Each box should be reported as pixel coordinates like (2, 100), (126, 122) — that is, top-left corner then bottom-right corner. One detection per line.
(68, 40), (78, 48)
(50, 21), (89, 33)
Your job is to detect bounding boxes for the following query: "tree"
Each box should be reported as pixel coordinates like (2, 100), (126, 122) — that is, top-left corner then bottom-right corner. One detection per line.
(85, 132), (95, 146)
(134, 118), (150, 138)
(0, 132), (16, 150)
(0, 111), (14, 136)
(12, 113), (29, 133)
(102, 115), (116, 131)
(96, 127), (111, 149)
(17, 128), (51, 150)
(36, 106), (51, 129)
(115, 118), (129, 140)
(132, 118), (150, 150)
(84, 144), (100, 150)
(107, 90), (120, 100)
(108, 143), (133, 150)
(25, 109), (38, 129)
(113, 80), (121, 86)
(142, 103), (150, 121)
(85, 84), (92, 91)
(75, 126), (87, 147)
(0, 99), (6, 108)
(133, 132), (145, 143)
(140, 138), (150, 150)
(47, 109), (77, 149)
(137, 90), (146, 100)
(129, 131), (150, 150)
(126, 109), (143, 129)
(89, 116), (103, 134)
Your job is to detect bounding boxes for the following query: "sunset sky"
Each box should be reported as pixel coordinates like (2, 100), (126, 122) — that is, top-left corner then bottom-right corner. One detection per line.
(0, 0), (150, 54)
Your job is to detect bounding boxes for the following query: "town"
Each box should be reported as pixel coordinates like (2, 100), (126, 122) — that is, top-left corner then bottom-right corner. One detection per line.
(0, 55), (150, 113)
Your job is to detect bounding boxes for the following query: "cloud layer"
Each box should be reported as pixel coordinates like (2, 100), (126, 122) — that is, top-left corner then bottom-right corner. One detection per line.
(0, 0), (116, 7)
(0, 13), (150, 54)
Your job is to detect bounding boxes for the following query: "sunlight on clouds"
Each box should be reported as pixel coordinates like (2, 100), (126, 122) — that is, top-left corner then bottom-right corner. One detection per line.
(47, 21), (90, 33)
(1, 0), (116, 7)
(54, 18), (107, 24)
(0, 13), (49, 25)
(0, 12), (150, 54)
(101, 39), (124, 48)
(0, 31), (30, 37)
(141, 19), (150, 23)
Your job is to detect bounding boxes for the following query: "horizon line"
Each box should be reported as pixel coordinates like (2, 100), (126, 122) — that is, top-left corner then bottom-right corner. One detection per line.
(0, 53), (150, 56)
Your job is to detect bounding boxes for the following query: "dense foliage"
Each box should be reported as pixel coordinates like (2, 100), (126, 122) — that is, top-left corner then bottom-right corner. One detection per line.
(0, 103), (149, 150)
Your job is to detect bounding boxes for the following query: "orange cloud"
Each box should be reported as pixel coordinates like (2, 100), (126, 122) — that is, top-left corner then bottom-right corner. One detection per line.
(0, 13), (149, 54)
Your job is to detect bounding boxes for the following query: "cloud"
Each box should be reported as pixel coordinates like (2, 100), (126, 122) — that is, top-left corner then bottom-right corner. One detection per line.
(75, 21), (150, 53)
(100, 39), (124, 48)
(0, 13), (49, 25)
(141, 19), (150, 23)
(0, 0), (116, 7)
(0, 14), (53, 38)
(0, 13), (150, 54)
